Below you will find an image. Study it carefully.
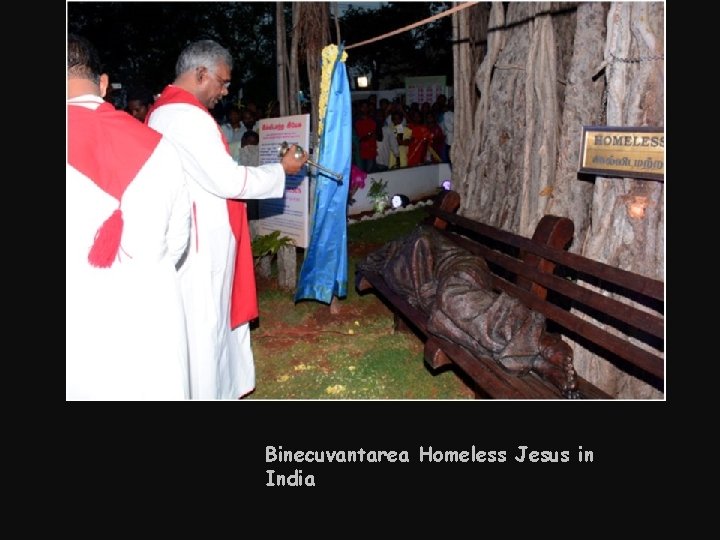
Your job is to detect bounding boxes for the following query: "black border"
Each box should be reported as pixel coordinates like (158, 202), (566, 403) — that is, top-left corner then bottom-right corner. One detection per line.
(65, 1), (678, 505)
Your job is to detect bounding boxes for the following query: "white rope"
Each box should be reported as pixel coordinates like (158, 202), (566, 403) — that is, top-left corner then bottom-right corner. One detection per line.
(345, 2), (478, 50)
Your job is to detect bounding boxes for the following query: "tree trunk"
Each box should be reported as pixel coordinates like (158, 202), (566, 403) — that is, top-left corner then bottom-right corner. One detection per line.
(574, 2), (665, 399)
(297, 2), (330, 150)
(276, 2), (289, 117)
(451, 1), (488, 199)
(460, 3), (576, 235)
(289, 3), (300, 116)
(277, 245), (297, 289)
(517, 2), (562, 236)
(257, 255), (272, 279)
(545, 2), (608, 253)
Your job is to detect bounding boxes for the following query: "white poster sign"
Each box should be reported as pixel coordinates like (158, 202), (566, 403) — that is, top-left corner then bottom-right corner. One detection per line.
(256, 114), (310, 248)
(405, 75), (447, 106)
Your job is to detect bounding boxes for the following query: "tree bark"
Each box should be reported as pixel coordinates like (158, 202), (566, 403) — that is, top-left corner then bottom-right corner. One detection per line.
(257, 255), (272, 279)
(276, 2), (289, 116)
(545, 2), (607, 253)
(277, 245), (297, 289)
(518, 2), (561, 236)
(297, 2), (330, 150)
(452, 1), (489, 201)
(460, 3), (576, 236)
(574, 2), (665, 399)
(464, 1), (533, 230)
(289, 4), (300, 116)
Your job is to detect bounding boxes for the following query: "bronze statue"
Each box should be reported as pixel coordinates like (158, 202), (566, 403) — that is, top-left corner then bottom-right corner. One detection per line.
(358, 225), (578, 397)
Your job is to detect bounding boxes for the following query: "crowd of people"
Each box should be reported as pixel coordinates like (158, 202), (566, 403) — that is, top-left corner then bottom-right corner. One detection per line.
(67, 34), (307, 400)
(352, 93), (454, 174)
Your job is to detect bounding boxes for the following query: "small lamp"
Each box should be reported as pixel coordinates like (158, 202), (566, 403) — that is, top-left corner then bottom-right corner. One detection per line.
(357, 76), (369, 88)
(391, 194), (410, 209)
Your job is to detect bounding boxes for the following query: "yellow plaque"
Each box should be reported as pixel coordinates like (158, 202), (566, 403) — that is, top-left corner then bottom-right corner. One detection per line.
(579, 126), (664, 181)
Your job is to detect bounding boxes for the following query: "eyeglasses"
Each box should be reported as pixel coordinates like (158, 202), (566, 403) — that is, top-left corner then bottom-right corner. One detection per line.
(197, 67), (230, 90)
(202, 68), (231, 89)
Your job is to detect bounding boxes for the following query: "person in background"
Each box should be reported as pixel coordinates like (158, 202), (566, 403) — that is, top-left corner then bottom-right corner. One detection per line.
(425, 112), (445, 164)
(433, 93), (447, 126)
(354, 99), (377, 173)
(239, 108), (259, 138)
(367, 93), (378, 114)
(221, 105), (244, 144)
(389, 110), (410, 169)
(406, 109), (429, 167)
(67, 34), (191, 400)
(244, 98), (260, 119)
(237, 129), (259, 166)
(146, 39), (307, 400)
(375, 118), (399, 172)
(376, 97), (390, 130)
(126, 86), (155, 123)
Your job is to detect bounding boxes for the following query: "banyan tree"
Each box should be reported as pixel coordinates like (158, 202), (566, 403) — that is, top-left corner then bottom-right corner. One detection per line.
(451, 2), (664, 398)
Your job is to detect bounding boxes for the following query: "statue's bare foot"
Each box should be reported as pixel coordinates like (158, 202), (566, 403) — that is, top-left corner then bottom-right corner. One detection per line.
(534, 332), (579, 398)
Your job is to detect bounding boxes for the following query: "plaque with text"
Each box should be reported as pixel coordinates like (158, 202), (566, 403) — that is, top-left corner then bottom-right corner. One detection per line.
(579, 126), (664, 181)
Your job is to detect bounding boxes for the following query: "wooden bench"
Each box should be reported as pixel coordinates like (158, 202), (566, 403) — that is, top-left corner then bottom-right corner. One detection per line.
(355, 190), (664, 399)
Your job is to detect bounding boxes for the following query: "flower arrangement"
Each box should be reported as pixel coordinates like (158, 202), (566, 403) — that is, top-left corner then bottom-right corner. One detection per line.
(317, 44), (348, 143)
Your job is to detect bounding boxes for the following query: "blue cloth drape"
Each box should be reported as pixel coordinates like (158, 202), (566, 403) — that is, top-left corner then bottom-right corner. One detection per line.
(295, 47), (351, 304)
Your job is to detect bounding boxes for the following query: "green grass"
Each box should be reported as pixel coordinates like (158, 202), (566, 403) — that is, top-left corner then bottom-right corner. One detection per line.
(347, 207), (427, 244)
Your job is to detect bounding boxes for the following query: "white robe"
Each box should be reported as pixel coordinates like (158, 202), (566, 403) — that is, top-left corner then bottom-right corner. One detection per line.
(66, 96), (191, 400)
(148, 101), (285, 399)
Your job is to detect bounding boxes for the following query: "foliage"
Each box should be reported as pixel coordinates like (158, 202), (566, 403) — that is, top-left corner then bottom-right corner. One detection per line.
(68, 2), (280, 102)
(251, 230), (295, 259)
(367, 177), (389, 201)
(67, 1), (453, 109)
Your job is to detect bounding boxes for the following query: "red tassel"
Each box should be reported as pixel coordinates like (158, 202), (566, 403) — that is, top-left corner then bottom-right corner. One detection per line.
(88, 208), (124, 268)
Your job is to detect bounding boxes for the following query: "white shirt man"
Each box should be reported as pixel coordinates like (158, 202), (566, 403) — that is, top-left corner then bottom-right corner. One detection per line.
(67, 95), (192, 400)
(146, 40), (306, 399)
(376, 124), (400, 170)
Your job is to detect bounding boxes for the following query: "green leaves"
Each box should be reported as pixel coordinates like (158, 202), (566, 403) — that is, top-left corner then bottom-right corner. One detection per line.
(251, 230), (295, 258)
(367, 177), (388, 201)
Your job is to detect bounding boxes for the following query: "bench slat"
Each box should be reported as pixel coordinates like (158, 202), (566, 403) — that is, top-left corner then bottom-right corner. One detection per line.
(430, 207), (664, 302)
(487, 273), (664, 381)
(443, 231), (664, 340)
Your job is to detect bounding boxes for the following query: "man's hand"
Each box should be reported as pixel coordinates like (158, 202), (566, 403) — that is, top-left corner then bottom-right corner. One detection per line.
(280, 144), (308, 175)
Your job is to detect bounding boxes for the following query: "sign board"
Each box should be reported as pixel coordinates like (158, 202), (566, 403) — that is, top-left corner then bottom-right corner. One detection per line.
(256, 114), (311, 248)
(579, 125), (664, 181)
(405, 76), (447, 106)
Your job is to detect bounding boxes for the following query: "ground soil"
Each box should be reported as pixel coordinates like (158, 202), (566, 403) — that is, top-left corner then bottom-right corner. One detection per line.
(253, 241), (389, 356)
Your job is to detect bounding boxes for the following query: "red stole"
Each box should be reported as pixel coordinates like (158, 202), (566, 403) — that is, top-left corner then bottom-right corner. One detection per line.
(68, 100), (161, 267)
(149, 86), (258, 328)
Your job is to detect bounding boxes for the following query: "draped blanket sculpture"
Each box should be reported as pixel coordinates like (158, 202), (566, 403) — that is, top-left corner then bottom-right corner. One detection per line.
(357, 225), (579, 397)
